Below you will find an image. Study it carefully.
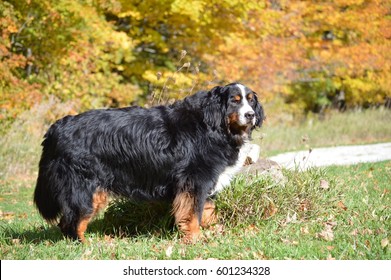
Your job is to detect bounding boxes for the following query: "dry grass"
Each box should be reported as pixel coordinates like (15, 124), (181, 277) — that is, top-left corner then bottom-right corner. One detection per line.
(255, 108), (391, 156)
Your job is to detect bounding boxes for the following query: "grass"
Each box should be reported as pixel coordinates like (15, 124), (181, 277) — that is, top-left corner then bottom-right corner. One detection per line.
(0, 106), (390, 259)
(0, 161), (389, 260)
(256, 108), (391, 156)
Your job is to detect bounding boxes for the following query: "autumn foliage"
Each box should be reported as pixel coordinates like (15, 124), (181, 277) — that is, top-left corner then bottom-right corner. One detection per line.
(1, 0), (390, 126)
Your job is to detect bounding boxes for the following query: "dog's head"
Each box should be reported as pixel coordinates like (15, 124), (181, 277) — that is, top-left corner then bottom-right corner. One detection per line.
(202, 83), (265, 140)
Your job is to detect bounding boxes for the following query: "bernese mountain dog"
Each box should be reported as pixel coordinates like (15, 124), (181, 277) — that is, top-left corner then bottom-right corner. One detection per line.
(34, 83), (265, 243)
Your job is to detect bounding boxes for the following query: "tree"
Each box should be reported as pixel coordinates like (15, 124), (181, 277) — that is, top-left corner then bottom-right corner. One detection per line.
(211, 0), (391, 112)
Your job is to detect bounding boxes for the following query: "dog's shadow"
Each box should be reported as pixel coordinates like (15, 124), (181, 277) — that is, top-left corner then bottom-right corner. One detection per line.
(5, 200), (176, 245)
(90, 199), (176, 239)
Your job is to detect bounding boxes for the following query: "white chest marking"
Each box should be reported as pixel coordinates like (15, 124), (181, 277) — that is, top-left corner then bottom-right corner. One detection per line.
(211, 143), (260, 195)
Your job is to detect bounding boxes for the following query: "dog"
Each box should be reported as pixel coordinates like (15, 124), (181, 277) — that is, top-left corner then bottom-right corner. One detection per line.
(34, 83), (265, 243)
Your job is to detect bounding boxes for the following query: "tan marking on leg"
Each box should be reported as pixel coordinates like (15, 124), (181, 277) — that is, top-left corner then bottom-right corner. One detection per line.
(92, 190), (108, 214)
(77, 190), (109, 243)
(77, 216), (91, 243)
(201, 200), (217, 228)
(172, 192), (201, 243)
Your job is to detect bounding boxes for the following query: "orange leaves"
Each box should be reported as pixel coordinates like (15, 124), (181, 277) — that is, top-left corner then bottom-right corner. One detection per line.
(337, 201), (348, 211)
(2, 0), (390, 124)
(211, 0), (390, 112)
(262, 201), (278, 219)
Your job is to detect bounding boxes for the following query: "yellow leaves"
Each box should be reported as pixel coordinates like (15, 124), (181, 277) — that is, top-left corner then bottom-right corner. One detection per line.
(114, 31), (134, 52)
(118, 10), (142, 20)
(171, 0), (205, 21)
(334, 0), (365, 6)
(143, 70), (194, 88)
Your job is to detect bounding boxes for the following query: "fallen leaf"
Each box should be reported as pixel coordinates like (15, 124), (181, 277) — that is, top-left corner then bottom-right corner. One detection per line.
(326, 220), (337, 227)
(252, 251), (266, 259)
(281, 238), (299, 245)
(381, 189), (389, 199)
(284, 212), (297, 225)
(104, 235), (114, 242)
(300, 226), (309, 234)
(381, 238), (389, 249)
(362, 228), (373, 235)
(83, 249), (93, 257)
(327, 253), (336, 260)
(18, 213), (28, 219)
(263, 202), (278, 218)
(245, 224), (260, 235)
(337, 201), (348, 211)
(299, 199), (311, 212)
(326, 246), (334, 251)
(319, 179), (330, 190)
(0, 212), (15, 220)
(318, 223), (334, 241)
(350, 229), (359, 236)
(326, 220), (338, 227)
(12, 239), (20, 245)
(165, 245), (174, 258)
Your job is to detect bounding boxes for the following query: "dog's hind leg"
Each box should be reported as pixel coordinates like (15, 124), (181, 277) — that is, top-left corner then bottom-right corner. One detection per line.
(77, 190), (108, 243)
(172, 192), (201, 243)
(59, 189), (108, 243)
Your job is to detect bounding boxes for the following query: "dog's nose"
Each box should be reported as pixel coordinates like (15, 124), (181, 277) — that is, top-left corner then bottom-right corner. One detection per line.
(245, 111), (255, 121)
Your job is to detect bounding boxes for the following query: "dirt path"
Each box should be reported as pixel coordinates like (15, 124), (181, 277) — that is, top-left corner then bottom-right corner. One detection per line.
(268, 142), (391, 170)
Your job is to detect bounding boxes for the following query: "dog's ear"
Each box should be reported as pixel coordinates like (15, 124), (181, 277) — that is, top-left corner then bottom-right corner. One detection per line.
(253, 92), (265, 128)
(203, 86), (228, 129)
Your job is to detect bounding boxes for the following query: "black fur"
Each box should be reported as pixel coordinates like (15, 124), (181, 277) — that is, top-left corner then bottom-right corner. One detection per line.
(34, 83), (264, 240)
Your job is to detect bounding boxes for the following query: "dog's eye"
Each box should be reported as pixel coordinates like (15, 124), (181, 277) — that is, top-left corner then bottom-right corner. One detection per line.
(232, 95), (241, 104)
(247, 93), (254, 103)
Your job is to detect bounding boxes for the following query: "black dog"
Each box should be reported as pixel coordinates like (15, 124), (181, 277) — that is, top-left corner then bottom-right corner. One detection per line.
(34, 83), (265, 242)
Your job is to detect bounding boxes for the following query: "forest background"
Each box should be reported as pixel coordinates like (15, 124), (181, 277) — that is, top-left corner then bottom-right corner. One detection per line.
(0, 0), (390, 130)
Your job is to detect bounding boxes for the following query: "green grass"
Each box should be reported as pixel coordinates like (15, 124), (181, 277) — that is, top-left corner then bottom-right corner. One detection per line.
(1, 161), (389, 259)
(0, 107), (390, 259)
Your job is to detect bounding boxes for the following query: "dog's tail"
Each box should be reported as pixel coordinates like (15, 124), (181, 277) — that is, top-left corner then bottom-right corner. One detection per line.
(33, 128), (61, 223)
(34, 172), (61, 223)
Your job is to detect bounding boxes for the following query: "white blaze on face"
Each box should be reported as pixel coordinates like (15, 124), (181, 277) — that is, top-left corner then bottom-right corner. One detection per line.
(236, 84), (256, 126)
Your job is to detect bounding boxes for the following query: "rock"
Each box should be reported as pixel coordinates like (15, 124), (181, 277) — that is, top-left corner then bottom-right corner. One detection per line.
(239, 158), (286, 185)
